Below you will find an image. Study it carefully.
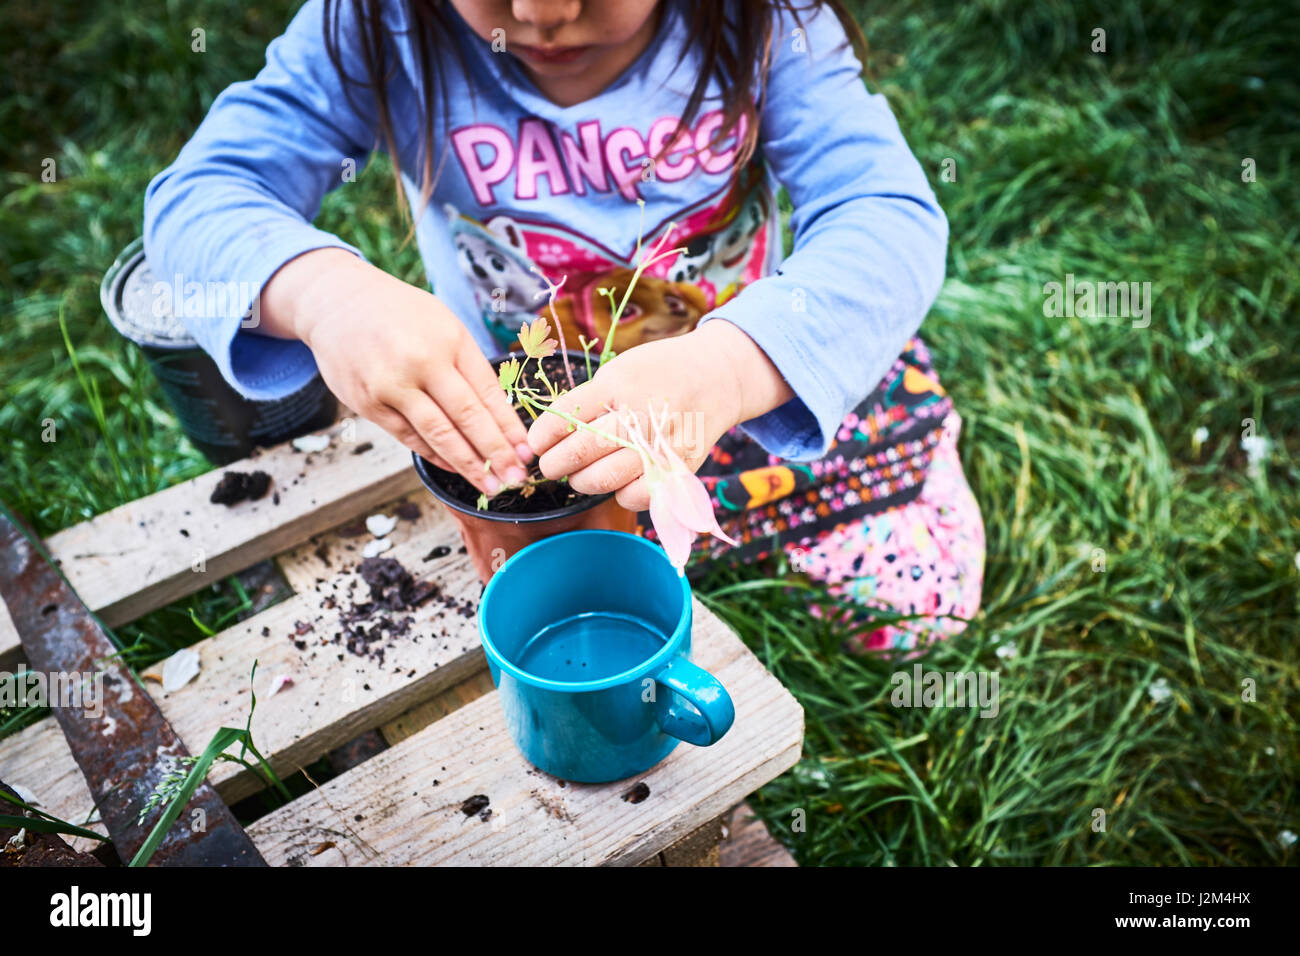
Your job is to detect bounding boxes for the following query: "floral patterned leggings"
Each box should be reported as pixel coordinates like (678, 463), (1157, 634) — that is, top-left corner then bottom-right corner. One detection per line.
(785, 412), (985, 652)
(634, 338), (986, 653)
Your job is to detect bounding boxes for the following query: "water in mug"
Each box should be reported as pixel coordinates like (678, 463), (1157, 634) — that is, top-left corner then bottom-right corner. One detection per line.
(515, 611), (668, 682)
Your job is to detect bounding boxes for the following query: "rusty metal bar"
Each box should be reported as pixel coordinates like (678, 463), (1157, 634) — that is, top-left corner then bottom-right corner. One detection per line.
(0, 505), (264, 866)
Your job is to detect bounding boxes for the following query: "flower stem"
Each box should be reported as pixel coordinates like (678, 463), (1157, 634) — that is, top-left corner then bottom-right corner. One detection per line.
(517, 394), (648, 463)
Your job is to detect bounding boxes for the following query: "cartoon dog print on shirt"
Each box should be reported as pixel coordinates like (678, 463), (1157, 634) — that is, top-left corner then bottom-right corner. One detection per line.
(668, 234), (713, 284)
(546, 268), (709, 352)
(705, 189), (768, 303)
(446, 204), (547, 347)
(663, 175), (772, 307)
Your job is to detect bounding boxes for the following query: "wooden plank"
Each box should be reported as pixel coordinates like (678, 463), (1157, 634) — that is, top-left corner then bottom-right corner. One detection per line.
(380, 670), (496, 747)
(0, 718), (106, 855)
(274, 491), (445, 596)
(394, 675), (722, 867)
(0, 508), (486, 807)
(13, 417), (418, 650)
(720, 802), (798, 867)
(153, 518), (483, 804)
(276, 490), (501, 748)
(245, 601), (803, 866)
(637, 817), (724, 867)
(661, 817), (724, 866)
(0, 598), (18, 673)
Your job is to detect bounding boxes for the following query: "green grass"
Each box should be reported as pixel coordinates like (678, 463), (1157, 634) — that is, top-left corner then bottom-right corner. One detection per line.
(2, 0), (1297, 866)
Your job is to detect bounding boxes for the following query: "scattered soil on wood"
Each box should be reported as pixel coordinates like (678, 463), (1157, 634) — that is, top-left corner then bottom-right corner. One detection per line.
(210, 470), (272, 506)
(532, 790), (576, 823)
(283, 555), (476, 668)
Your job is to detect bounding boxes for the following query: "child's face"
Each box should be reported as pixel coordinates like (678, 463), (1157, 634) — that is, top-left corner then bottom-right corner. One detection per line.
(450, 0), (662, 104)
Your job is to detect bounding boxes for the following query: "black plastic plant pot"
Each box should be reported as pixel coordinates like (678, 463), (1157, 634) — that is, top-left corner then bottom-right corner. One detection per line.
(101, 238), (338, 464)
(412, 349), (638, 584)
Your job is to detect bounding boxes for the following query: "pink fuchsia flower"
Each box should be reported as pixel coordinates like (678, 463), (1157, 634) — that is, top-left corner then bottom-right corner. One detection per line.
(621, 404), (737, 575)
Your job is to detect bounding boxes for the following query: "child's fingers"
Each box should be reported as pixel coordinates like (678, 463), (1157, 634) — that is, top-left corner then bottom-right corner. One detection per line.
(536, 408), (622, 481)
(457, 347), (533, 462)
(425, 450), (454, 471)
(366, 403), (446, 471)
(526, 377), (608, 456)
(424, 375), (529, 487)
(614, 474), (652, 513)
(393, 392), (501, 496)
(565, 446), (644, 498)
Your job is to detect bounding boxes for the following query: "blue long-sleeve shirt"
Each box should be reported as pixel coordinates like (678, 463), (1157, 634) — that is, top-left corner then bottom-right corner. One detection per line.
(144, 0), (947, 461)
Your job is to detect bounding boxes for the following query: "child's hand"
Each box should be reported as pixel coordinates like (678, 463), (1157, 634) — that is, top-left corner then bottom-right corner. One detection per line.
(526, 319), (793, 511)
(262, 249), (533, 497)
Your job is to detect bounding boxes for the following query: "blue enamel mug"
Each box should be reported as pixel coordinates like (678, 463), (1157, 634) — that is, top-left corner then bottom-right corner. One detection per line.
(478, 530), (735, 783)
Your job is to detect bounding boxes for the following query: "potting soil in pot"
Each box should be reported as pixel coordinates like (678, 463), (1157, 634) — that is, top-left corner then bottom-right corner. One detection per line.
(514, 612), (667, 682)
(426, 351), (597, 516)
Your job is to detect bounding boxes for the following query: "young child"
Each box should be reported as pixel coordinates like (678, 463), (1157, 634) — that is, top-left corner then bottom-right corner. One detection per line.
(144, 0), (985, 652)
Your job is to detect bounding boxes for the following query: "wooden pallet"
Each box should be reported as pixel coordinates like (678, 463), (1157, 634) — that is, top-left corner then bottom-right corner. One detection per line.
(0, 418), (804, 866)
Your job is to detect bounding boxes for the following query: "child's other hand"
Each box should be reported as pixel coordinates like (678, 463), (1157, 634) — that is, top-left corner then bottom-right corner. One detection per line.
(526, 321), (757, 512)
(263, 249), (532, 497)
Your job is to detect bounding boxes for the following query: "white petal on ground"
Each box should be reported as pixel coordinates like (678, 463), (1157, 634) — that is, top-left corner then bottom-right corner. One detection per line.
(268, 674), (293, 697)
(366, 513), (397, 537)
(161, 647), (201, 692)
(1147, 677), (1172, 703)
(1279, 830), (1297, 848)
(292, 433), (331, 453)
(996, 642), (1019, 660)
(362, 537), (392, 558)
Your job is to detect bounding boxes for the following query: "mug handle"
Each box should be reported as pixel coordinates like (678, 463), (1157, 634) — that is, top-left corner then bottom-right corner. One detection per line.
(652, 655), (735, 746)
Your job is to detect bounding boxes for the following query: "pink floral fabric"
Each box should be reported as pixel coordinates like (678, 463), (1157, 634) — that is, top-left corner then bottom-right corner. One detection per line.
(792, 412), (986, 653)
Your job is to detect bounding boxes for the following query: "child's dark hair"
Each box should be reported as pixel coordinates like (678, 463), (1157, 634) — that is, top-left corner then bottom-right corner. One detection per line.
(323, 0), (869, 226)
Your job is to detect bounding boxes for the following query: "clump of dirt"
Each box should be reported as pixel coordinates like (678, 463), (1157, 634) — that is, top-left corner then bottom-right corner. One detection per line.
(461, 794), (491, 821)
(329, 557), (439, 665)
(357, 555), (440, 609)
(210, 470), (272, 506)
